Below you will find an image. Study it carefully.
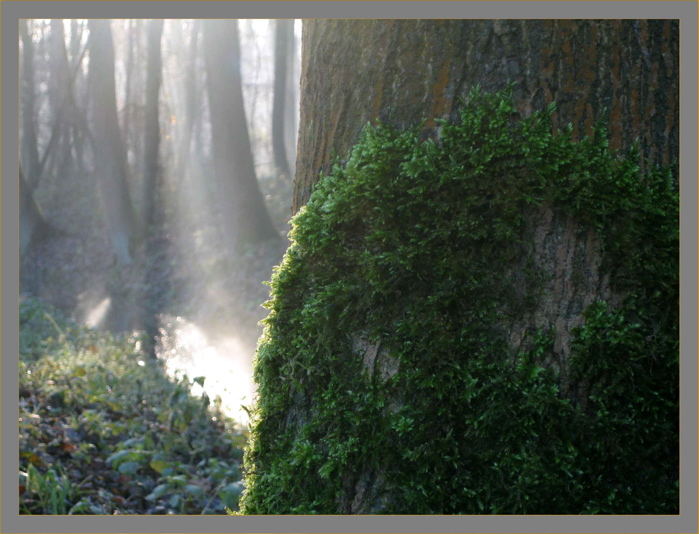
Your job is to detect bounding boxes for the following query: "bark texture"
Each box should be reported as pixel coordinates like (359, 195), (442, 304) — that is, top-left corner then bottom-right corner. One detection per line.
(293, 19), (678, 213)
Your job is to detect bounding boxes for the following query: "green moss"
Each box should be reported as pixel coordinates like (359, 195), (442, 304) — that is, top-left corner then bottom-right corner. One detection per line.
(240, 88), (678, 514)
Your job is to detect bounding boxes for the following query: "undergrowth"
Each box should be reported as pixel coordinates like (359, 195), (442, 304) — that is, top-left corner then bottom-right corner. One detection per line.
(19, 297), (246, 515)
(240, 87), (678, 514)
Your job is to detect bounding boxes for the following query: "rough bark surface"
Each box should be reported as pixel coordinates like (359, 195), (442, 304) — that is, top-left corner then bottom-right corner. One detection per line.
(293, 19), (678, 213)
(504, 206), (622, 398)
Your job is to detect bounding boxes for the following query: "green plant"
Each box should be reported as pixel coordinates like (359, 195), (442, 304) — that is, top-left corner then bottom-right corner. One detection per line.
(19, 298), (247, 515)
(23, 464), (76, 514)
(240, 87), (678, 514)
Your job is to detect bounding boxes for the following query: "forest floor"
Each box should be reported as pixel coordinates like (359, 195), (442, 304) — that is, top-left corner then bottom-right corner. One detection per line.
(19, 163), (291, 515)
(19, 297), (249, 515)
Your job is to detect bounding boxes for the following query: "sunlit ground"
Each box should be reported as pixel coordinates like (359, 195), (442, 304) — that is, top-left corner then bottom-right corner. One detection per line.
(156, 315), (255, 426)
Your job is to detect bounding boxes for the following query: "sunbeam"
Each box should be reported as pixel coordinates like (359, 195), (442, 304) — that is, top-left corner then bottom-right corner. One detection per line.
(156, 316), (254, 426)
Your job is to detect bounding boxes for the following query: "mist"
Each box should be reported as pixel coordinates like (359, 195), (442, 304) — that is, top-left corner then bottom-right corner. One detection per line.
(19, 19), (301, 426)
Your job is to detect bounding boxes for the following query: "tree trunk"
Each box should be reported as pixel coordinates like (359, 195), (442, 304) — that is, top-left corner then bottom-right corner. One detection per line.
(202, 19), (279, 246)
(272, 19), (294, 181)
(293, 20), (678, 213)
(46, 20), (70, 180)
(135, 19), (165, 357)
(19, 20), (41, 189)
(87, 19), (136, 265)
(173, 20), (201, 181)
(68, 19), (86, 169)
(243, 19), (679, 515)
(142, 19), (164, 233)
(19, 166), (56, 257)
(123, 20), (134, 163)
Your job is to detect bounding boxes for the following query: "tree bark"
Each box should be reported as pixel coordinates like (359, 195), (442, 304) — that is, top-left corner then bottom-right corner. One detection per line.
(293, 19), (678, 213)
(87, 20), (136, 265)
(202, 19), (279, 246)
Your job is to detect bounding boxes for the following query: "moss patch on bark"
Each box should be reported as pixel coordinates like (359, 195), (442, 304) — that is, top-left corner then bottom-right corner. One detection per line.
(240, 88), (678, 514)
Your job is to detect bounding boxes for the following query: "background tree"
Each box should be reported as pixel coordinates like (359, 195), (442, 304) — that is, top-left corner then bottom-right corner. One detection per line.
(142, 19), (164, 233)
(271, 19), (294, 181)
(243, 19), (679, 514)
(46, 20), (71, 181)
(19, 166), (56, 257)
(202, 19), (279, 247)
(19, 20), (41, 188)
(67, 19), (88, 171)
(137, 19), (166, 357)
(87, 19), (136, 266)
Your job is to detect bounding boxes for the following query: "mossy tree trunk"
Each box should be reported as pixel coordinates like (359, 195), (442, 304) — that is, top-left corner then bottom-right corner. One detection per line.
(243, 20), (678, 515)
(293, 20), (678, 212)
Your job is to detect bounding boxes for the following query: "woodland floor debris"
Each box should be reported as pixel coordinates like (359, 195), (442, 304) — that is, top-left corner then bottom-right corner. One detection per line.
(19, 298), (247, 515)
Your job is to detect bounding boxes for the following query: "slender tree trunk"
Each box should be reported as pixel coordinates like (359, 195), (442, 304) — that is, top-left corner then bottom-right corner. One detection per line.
(47, 19), (79, 182)
(123, 20), (134, 163)
(175, 20), (200, 180)
(87, 19), (135, 265)
(138, 19), (166, 358)
(19, 20), (41, 189)
(202, 19), (279, 246)
(272, 19), (294, 181)
(188, 22), (206, 169)
(69, 19), (86, 169)
(142, 19), (164, 233)
(19, 166), (56, 257)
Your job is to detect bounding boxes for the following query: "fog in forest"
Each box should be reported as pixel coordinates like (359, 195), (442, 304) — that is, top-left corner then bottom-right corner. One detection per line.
(20, 19), (301, 425)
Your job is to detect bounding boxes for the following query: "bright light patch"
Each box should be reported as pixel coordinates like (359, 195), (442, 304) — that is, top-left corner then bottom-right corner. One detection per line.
(85, 297), (111, 329)
(157, 317), (254, 426)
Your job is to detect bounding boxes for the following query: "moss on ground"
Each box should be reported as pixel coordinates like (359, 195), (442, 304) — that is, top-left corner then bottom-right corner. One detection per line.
(240, 88), (678, 514)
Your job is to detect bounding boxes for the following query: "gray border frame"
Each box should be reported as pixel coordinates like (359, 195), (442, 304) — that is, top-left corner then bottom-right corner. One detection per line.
(3, 2), (697, 533)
